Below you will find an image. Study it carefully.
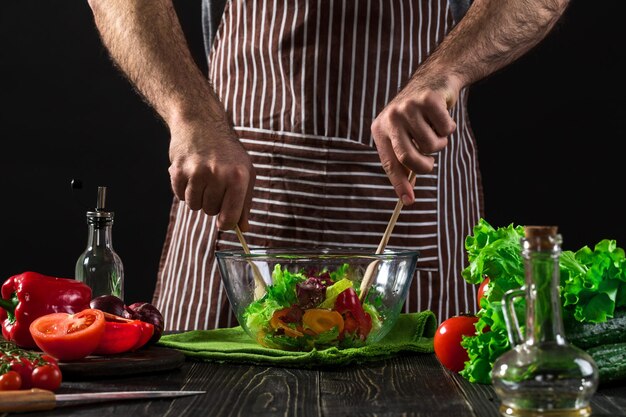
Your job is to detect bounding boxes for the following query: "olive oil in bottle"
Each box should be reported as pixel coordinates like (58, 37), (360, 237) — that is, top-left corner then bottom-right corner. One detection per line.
(75, 186), (124, 300)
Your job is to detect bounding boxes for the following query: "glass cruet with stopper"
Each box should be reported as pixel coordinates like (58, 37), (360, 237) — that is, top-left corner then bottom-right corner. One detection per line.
(75, 186), (125, 300)
(492, 225), (599, 417)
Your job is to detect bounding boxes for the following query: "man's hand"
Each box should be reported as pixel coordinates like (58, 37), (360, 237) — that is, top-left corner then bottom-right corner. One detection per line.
(371, 0), (569, 205)
(168, 117), (255, 231)
(87, 0), (257, 231)
(371, 75), (460, 206)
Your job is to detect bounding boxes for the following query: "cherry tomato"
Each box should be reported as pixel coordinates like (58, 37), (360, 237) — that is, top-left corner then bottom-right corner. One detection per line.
(433, 314), (478, 373)
(477, 277), (490, 309)
(31, 364), (62, 391)
(9, 356), (35, 389)
(0, 370), (22, 390)
(29, 308), (106, 361)
(40, 354), (59, 367)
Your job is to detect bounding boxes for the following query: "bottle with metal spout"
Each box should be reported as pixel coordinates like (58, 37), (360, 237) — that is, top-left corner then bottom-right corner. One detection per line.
(75, 186), (124, 300)
(492, 225), (598, 417)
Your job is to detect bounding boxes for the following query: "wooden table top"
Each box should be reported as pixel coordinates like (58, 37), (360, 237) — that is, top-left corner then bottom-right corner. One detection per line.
(3, 353), (625, 417)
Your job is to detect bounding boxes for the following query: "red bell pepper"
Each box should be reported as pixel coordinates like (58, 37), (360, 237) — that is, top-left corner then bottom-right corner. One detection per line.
(92, 312), (154, 355)
(0, 271), (92, 348)
(334, 287), (372, 340)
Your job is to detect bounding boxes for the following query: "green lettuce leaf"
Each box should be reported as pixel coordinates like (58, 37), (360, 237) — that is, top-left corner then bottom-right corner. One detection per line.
(243, 265), (306, 332)
(459, 219), (626, 384)
(265, 264), (306, 307)
(319, 278), (353, 309)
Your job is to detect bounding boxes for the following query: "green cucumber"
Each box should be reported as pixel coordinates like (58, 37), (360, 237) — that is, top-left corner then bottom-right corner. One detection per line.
(563, 309), (626, 384)
(566, 309), (626, 350)
(587, 342), (626, 385)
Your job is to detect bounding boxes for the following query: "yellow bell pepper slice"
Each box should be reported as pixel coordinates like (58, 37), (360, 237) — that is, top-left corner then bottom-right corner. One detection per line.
(302, 309), (344, 334)
(269, 308), (304, 338)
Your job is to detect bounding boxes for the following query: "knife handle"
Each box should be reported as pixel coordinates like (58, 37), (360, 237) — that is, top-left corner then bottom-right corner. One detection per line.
(0, 388), (56, 413)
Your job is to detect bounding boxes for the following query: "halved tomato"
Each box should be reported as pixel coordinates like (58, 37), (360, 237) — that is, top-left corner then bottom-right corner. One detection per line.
(29, 308), (106, 361)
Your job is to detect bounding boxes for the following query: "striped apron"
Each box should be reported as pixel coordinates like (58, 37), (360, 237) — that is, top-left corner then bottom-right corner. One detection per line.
(153, 0), (484, 331)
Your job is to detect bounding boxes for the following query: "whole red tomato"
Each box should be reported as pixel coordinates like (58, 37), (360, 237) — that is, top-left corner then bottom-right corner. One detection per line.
(477, 277), (490, 309)
(31, 364), (62, 391)
(0, 370), (22, 390)
(434, 314), (478, 373)
(1, 352), (62, 391)
(8, 356), (35, 389)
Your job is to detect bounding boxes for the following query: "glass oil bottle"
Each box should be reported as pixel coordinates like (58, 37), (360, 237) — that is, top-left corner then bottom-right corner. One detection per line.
(75, 186), (125, 300)
(492, 226), (598, 417)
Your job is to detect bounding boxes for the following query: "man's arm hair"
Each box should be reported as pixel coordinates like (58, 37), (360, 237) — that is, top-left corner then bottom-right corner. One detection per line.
(87, 0), (225, 129)
(417, 0), (570, 92)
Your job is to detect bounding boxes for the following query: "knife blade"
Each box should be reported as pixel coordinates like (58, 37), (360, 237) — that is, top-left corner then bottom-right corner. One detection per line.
(0, 388), (205, 413)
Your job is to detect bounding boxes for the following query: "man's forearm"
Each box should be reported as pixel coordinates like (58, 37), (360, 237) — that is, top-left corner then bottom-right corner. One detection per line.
(87, 0), (223, 128)
(417, 0), (570, 91)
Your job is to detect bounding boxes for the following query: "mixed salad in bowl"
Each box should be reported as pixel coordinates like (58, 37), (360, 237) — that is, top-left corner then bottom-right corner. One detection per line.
(216, 247), (419, 351)
(243, 263), (383, 350)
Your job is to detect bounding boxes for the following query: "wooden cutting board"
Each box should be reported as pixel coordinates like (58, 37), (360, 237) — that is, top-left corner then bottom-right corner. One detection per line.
(58, 345), (186, 380)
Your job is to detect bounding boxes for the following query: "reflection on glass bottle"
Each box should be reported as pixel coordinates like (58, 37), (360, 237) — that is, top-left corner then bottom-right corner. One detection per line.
(492, 226), (598, 417)
(75, 186), (124, 300)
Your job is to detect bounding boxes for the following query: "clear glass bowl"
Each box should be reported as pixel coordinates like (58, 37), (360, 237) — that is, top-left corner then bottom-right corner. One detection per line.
(216, 247), (419, 351)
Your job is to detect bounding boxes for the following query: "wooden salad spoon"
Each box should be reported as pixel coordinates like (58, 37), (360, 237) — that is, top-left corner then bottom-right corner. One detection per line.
(235, 225), (267, 300)
(359, 171), (416, 303)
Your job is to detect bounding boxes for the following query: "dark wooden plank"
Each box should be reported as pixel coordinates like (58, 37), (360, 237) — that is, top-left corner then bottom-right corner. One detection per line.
(319, 354), (476, 417)
(6, 360), (320, 417)
(4, 356), (624, 417)
(180, 361), (320, 417)
(589, 383), (626, 417)
(451, 372), (500, 417)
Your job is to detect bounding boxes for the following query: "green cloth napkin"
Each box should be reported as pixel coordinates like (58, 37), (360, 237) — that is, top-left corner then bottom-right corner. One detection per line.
(157, 310), (437, 367)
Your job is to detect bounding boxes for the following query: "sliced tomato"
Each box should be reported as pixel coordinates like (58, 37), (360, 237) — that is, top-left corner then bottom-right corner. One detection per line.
(29, 308), (106, 361)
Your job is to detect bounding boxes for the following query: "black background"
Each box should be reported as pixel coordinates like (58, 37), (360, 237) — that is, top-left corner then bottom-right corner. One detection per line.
(1, 1), (624, 304)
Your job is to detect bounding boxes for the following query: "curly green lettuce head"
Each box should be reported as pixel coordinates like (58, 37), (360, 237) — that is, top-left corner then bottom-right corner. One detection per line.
(459, 218), (626, 385)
